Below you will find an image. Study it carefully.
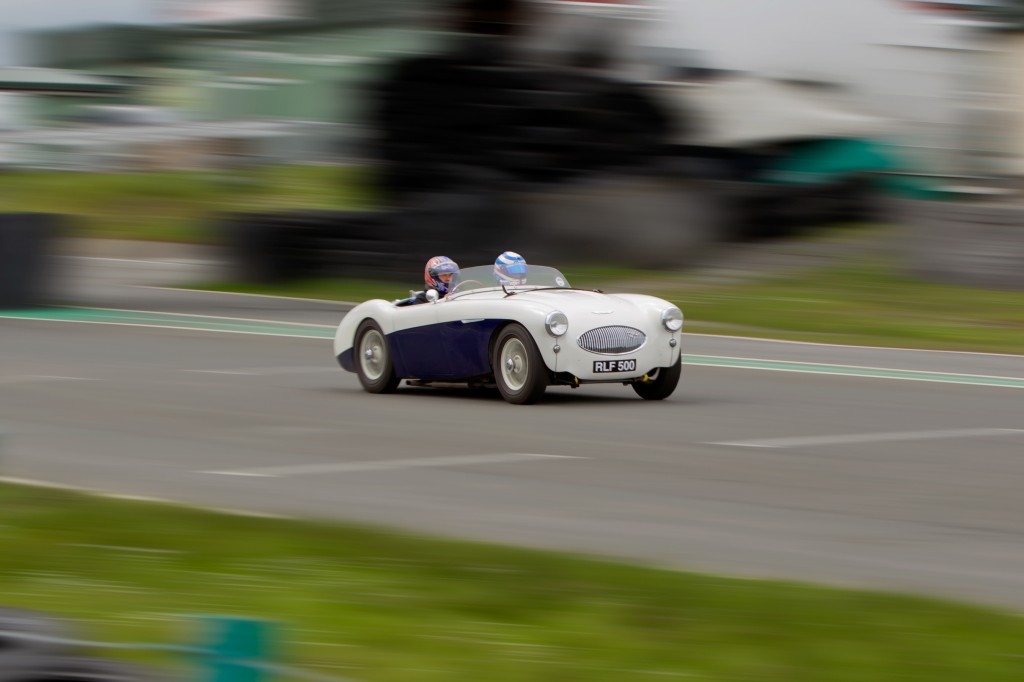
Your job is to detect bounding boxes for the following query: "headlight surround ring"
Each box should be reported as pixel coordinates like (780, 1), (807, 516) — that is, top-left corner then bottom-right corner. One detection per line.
(661, 307), (684, 332)
(545, 311), (569, 337)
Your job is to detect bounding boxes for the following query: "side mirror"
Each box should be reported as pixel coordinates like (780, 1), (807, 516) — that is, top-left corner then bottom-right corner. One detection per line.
(425, 289), (440, 303)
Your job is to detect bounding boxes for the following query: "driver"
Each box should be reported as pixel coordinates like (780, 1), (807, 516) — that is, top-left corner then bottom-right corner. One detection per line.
(494, 251), (527, 286)
(395, 256), (459, 306)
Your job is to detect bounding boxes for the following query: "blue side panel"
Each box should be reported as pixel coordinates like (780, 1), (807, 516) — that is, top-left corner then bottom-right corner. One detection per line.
(440, 319), (503, 378)
(338, 348), (354, 372)
(388, 324), (451, 379)
(384, 318), (505, 381)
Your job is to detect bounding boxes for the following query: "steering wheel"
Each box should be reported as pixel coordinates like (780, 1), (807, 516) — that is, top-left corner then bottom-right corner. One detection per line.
(450, 279), (484, 294)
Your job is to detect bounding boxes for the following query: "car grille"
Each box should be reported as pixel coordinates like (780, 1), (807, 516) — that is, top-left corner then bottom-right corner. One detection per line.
(577, 326), (647, 355)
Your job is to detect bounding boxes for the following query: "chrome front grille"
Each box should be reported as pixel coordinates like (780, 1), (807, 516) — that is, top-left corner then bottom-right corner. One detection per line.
(577, 326), (647, 355)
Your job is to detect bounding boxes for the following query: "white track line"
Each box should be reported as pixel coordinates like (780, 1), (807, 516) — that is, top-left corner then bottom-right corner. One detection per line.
(139, 286), (360, 306)
(0, 317), (328, 340)
(61, 306), (337, 327)
(687, 332), (1024, 358)
(183, 366), (326, 376)
(0, 375), (96, 385)
(709, 428), (1024, 449)
(0, 477), (293, 519)
(683, 354), (1024, 382)
(203, 453), (584, 478)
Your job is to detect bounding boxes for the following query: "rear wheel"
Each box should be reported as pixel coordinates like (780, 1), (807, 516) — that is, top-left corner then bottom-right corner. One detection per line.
(492, 324), (548, 405)
(355, 320), (400, 393)
(632, 361), (681, 401)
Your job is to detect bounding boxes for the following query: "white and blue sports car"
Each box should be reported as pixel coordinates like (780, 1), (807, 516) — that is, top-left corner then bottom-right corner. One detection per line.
(333, 264), (684, 404)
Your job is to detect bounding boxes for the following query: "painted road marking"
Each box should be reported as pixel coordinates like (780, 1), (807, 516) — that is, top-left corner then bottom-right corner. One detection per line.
(0, 476), (294, 519)
(203, 453), (585, 478)
(0, 375), (96, 385)
(709, 428), (1024, 449)
(184, 366), (327, 376)
(0, 307), (333, 339)
(138, 286), (359, 306)
(681, 355), (1024, 389)
(3, 307), (1023, 389)
(693, 332), (1024, 358)
(182, 370), (253, 375)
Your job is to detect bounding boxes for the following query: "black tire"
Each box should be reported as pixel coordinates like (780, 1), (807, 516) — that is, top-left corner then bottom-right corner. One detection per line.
(354, 320), (400, 394)
(492, 324), (548, 405)
(0, 607), (70, 682)
(632, 361), (681, 401)
(20, 656), (166, 682)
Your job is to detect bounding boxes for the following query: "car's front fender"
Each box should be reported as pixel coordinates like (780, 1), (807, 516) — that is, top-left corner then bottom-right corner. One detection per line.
(333, 299), (396, 371)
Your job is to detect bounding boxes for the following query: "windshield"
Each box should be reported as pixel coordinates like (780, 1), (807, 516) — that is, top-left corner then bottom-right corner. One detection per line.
(447, 265), (571, 298)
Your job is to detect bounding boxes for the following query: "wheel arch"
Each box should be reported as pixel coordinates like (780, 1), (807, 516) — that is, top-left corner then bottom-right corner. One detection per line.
(352, 318), (401, 394)
(488, 319), (556, 382)
(487, 320), (516, 374)
(333, 299), (396, 371)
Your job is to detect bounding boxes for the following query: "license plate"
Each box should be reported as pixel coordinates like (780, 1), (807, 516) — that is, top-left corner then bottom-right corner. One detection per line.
(593, 359), (637, 373)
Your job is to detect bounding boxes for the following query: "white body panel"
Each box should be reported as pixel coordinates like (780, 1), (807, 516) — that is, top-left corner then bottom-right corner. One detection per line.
(334, 285), (682, 384)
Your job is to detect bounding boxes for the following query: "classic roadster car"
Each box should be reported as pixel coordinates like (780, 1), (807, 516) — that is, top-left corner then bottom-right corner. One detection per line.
(333, 264), (684, 404)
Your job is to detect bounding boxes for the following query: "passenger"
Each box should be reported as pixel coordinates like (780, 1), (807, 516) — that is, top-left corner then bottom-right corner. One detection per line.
(494, 251), (527, 286)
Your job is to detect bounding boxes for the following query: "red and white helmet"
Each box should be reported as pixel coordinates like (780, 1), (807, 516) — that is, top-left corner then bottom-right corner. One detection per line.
(424, 256), (459, 294)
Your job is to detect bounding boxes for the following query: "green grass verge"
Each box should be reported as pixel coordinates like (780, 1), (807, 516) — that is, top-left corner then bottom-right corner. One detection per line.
(2, 483), (1024, 682)
(643, 259), (1024, 354)
(0, 166), (378, 242)
(190, 255), (1024, 355)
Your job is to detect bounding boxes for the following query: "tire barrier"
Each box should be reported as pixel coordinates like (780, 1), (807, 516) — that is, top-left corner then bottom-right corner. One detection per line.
(12, 656), (165, 682)
(0, 607), (177, 682)
(219, 210), (408, 284)
(888, 195), (1024, 291)
(0, 213), (66, 309)
(368, 54), (675, 199)
(216, 173), (735, 281)
(506, 175), (724, 268)
(218, 200), (534, 285)
(0, 607), (72, 682)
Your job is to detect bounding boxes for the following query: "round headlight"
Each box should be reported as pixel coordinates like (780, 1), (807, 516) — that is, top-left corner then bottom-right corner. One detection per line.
(661, 307), (684, 332)
(545, 311), (568, 337)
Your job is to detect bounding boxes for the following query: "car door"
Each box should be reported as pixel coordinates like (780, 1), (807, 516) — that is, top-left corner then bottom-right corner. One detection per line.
(435, 297), (502, 379)
(387, 302), (450, 379)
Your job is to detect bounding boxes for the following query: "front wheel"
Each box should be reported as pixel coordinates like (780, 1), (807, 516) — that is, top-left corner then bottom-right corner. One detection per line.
(492, 324), (548, 405)
(632, 361), (681, 401)
(355, 320), (400, 394)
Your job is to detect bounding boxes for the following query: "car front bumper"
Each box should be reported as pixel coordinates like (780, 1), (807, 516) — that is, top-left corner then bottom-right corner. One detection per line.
(544, 330), (682, 383)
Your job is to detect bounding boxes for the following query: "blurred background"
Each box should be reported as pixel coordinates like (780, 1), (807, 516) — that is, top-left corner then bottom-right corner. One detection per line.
(4, 3), (1024, 681)
(2, 0), (1024, 291)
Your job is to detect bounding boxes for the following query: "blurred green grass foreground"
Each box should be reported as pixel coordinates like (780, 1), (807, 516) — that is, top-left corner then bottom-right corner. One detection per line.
(3, 482), (1024, 682)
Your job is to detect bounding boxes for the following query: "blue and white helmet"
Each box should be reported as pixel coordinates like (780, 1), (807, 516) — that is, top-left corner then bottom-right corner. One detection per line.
(494, 251), (527, 285)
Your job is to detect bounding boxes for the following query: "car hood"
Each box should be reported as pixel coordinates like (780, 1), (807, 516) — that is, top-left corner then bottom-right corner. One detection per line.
(510, 289), (628, 307)
(509, 289), (667, 324)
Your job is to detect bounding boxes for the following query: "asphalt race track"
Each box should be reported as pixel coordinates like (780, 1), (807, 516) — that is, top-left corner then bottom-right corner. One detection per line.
(2, 250), (1024, 610)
